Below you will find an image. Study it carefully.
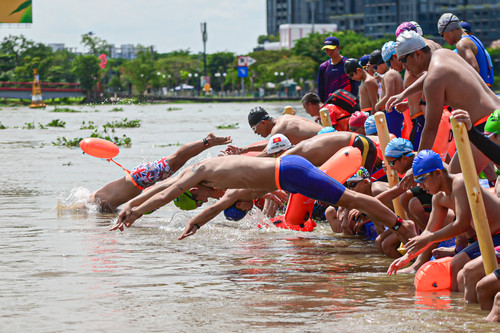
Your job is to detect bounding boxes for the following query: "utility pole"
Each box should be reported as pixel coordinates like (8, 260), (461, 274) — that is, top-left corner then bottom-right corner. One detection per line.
(201, 22), (207, 77)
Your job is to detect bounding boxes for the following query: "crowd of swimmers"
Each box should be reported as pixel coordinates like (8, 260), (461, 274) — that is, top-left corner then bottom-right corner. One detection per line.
(85, 14), (500, 322)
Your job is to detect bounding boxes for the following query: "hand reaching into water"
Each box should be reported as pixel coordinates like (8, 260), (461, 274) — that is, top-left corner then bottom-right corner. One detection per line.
(110, 207), (143, 231)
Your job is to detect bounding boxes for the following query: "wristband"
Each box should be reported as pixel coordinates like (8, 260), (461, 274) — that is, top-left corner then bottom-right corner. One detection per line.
(194, 224), (201, 230)
(203, 138), (209, 147)
(391, 217), (403, 231)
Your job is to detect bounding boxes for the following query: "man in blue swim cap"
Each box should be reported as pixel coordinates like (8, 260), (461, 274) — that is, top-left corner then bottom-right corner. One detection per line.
(388, 150), (500, 293)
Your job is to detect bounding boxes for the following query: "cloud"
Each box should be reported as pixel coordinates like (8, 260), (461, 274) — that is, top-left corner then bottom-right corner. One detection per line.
(1, 0), (266, 55)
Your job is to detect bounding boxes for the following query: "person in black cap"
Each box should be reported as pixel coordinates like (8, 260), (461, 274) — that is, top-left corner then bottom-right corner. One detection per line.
(344, 58), (379, 115)
(224, 106), (322, 156)
(317, 36), (359, 104)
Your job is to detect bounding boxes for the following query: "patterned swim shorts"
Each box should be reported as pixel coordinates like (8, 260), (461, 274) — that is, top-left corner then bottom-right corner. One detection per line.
(130, 157), (172, 189)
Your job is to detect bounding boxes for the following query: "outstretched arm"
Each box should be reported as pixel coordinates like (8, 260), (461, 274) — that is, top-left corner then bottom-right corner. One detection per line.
(178, 190), (241, 240)
(111, 167), (204, 231)
(169, 133), (232, 172)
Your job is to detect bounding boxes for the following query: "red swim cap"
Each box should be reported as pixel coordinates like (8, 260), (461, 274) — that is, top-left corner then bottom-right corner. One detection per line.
(349, 111), (368, 127)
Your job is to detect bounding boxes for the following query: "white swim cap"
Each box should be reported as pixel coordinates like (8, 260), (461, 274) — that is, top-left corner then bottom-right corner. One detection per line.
(267, 134), (292, 155)
(396, 30), (426, 58)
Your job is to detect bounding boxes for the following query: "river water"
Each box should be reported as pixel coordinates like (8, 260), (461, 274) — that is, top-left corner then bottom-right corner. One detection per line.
(0, 102), (497, 332)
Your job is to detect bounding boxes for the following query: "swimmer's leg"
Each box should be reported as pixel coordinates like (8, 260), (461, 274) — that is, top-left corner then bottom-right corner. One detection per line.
(90, 177), (142, 212)
(477, 270), (500, 312)
(459, 256), (485, 303)
(450, 252), (471, 292)
(336, 190), (417, 243)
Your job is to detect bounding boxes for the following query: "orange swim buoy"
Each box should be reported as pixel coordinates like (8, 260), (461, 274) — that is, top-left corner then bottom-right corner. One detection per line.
(414, 256), (453, 292)
(267, 216), (317, 232)
(432, 109), (453, 161)
(79, 137), (119, 159)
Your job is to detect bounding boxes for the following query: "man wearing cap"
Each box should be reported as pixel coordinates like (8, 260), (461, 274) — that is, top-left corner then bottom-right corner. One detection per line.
(388, 150), (500, 292)
(111, 153), (416, 244)
(369, 48), (405, 137)
(344, 58), (379, 115)
(438, 13), (494, 87)
(394, 22), (441, 148)
(387, 31), (500, 174)
(225, 106), (322, 156)
(317, 36), (359, 104)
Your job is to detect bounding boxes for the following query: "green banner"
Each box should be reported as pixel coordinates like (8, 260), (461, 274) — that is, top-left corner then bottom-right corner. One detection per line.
(0, 0), (32, 23)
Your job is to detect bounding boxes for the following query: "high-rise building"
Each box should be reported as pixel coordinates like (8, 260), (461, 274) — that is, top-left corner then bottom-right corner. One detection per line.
(266, 0), (500, 45)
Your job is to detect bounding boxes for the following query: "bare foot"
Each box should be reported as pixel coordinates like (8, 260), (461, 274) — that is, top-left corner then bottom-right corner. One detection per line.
(432, 246), (456, 259)
(485, 292), (500, 322)
(206, 132), (232, 146)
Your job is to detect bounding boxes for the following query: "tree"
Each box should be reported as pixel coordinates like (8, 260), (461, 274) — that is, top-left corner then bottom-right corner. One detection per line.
(72, 55), (100, 100)
(121, 46), (155, 96)
(81, 32), (111, 56)
(257, 34), (279, 44)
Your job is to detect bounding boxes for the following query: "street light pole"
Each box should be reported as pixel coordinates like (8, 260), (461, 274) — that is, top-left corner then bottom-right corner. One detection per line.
(201, 22), (207, 77)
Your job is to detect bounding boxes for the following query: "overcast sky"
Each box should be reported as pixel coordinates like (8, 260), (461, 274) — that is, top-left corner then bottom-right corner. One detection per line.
(0, 0), (267, 55)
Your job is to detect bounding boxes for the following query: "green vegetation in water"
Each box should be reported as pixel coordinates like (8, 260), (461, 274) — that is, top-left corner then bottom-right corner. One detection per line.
(216, 123), (239, 129)
(80, 120), (97, 130)
(52, 129), (132, 147)
(51, 107), (82, 113)
(167, 107), (182, 111)
(46, 119), (66, 127)
(0, 121), (8, 129)
(110, 107), (124, 112)
(23, 122), (36, 129)
(103, 118), (141, 128)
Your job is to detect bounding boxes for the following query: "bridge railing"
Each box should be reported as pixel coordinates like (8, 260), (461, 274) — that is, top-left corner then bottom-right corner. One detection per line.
(0, 81), (82, 92)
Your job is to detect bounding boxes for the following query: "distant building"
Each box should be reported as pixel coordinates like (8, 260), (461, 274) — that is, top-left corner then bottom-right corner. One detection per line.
(266, 0), (500, 45)
(280, 23), (337, 49)
(48, 43), (65, 52)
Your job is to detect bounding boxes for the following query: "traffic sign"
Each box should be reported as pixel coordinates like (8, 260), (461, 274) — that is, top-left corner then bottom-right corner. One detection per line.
(247, 56), (257, 66)
(237, 66), (248, 78)
(238, 56), (248, 67)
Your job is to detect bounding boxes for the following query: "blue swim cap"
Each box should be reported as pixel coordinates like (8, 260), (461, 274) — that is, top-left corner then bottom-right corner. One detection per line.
(364, 115), (377, 135)
(382, 41), (397, 62)
(412, 150), (444, 176)
(223, 203), (249, 221)
(317, 126), (336, 135)
(385, 138), (414, 158)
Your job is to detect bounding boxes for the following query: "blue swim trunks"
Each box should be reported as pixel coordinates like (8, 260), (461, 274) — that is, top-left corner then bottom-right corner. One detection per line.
(458, 232), (500, 260)
(385, 108), (404, 138)
(276, 155), (346, 205)
(130, 157), (172, 189)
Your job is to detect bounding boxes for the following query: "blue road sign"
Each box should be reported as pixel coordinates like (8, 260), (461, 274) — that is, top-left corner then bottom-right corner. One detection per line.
(237, 66), (248, 78)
